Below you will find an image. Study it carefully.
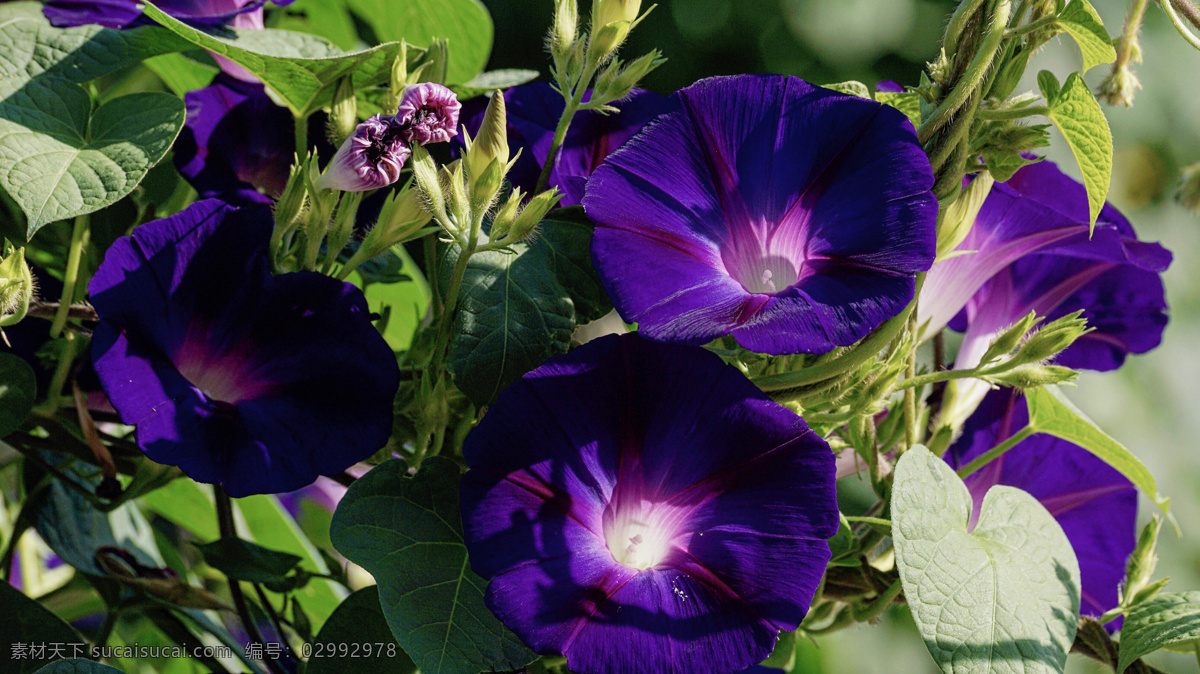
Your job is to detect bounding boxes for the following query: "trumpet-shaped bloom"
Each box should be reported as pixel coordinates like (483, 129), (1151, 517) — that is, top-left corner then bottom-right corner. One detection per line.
(316, 115), (411, 192)
(583, 75), (937, 355)
(174, 74), (298, 206)
(460, 333), (838, 674)
(88, 200), (400, 496)
(919, 161), (1171, 373)
(43, 0), (293, 29)
(944, 388), (1136, 623)
(458, 83), (675, 205)
(395, 82), (462, 145)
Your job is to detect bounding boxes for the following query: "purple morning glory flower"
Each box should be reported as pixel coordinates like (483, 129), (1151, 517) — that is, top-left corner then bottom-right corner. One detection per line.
(919, 160), (1171, 373)
(395, 83), (462, 145)
(42, 0), (293, 29)
(174, 74), (296, 206)
(460, 333), (838, 674)
(458, 83), (675, 205)
(582, 74), (937, 355)
(944, 388), (1136, 623)
(88, 200), (400, 497)
(316, 115), (411, 192)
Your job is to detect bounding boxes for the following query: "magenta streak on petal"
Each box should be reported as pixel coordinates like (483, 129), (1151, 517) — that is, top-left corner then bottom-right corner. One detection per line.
(672, 553), (779, 627)
(558, 564), (640, 654)
(1040, 483), (1132, 517)
(500, 469), (608, 543)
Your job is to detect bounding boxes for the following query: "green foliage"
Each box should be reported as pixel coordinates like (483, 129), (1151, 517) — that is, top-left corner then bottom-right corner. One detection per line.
(141, 52), (219, 96)
(307, 586), (419, 674)
(1056, 0), (1116, 73)
(1117, 592), (1200, 672)
(454, 69), (541, 99)
(0, 582), (86, 674)
(445, 208), (613, 406)
(1024, 386), (1170, 515)
(142, 2), (405, 117)
(194, 538), (302, 584)
(0, 5), (193, 237)
(875, 90), (922, 128)
(330, 458), (536, 674)
(345, 0), (494, 83)
(1040, 71), (1113, 232)
(892, 446), (1080, 674)
(0, 352), (36, 437)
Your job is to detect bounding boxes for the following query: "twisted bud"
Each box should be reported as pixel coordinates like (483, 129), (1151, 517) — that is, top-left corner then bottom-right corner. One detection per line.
(589, 0), (641, 61)
(465, 90), (511, 203)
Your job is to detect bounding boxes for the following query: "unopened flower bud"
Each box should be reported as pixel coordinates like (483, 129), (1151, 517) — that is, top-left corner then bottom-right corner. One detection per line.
(443, 161), (471, 224)
(275, 156), (311, 235)
(551, 0), (579, 64)
(1011, 311), (1090, 365)
(507, 189), (562, 243)
(1176, 161), (1200, 212)
(977, 312), (1041, 370)
(989, 364), (1078, 389)
(419, 38), (449, 85)
(315, 115), (411, 192)
(490, 189), (526, 240)
(386, 43), (410, 112)
(937, 172), (993, 260)
(1122, 517), (1165, 607)
(0, 246), (34, 327)
(466, 91), (510, 201)
(599, 51), (663, 103)
(1098, 63), (1142, 108)
(395, 83), (461, 145)
(409, 144), (446, 220)
(589, 0), (641, 60)
(329, 76), (358, 145)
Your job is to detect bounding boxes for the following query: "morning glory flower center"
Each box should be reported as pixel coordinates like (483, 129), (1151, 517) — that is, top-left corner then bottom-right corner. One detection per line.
(603, 497), (691, 571)
(175, 338), (273, 404)
(724, 250), (802, 295)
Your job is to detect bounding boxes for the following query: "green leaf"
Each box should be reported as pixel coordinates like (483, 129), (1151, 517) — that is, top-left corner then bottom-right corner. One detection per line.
(875, 91), (922, 128)
(194, 538), (303, 584)
(0, 582), (87, 674)
(1057, 0), (1116, 72)
(345, 0), (493, 83)
(34, 661), (125, 674)
(1037, 70), (1061, 104)
(454, 69), (540, 99)
(142, 2), (404, 117)
(27, 455), (164, 575)
(982, 148), (1042, 182)
(827, 513), (862, 567)
(892, 445), (1080, 674)
(1117, 592), (1200, 672)
(271, 0), (363, 51)
(307, 586), (419, 674)
(1025, 386), (1169, 515)
(330, 458), (536, 674)
(761, 629), (797, 669)
(0, 352), (36, 437)
(823, 80), (871, 98)
(446, 209), (612, 406)
(142, 52), (218, 96)
(1045, 72), (1112, 233)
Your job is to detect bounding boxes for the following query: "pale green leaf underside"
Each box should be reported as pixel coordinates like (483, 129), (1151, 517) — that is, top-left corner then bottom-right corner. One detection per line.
(1058, 0), (1117, 72)
(143, 2), (402, 117)
(1046, 72), (1112, 233)
(893, 446), (1081, 674)
(1025, 386), (1169, 515)
(1117, 591), (1200, 672)
(330, 458), (535, 674)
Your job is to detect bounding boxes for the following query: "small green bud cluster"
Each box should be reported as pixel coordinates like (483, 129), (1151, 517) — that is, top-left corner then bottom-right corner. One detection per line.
(490, 188), (564, 247)
(0, 243), (34, 330)
(1120, 517), (1170, 610)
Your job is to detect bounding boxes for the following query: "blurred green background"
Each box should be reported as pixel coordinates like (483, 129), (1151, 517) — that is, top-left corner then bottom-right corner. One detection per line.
(480, 0), (1200, 671)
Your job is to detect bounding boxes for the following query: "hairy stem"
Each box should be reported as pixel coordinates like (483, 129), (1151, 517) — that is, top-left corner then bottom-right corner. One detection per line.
(956, 426), (1035, 478)
(49, 214), (90, 338)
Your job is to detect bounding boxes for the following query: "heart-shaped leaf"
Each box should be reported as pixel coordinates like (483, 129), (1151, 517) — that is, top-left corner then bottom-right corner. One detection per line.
(893, 445), (1081, 674)
(330, 457), (535, 674)
(1117, 591), (1200, 672)
(307, 586), (418, 674)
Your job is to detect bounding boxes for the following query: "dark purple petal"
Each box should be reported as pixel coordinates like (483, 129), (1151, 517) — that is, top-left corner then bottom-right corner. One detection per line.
(457, 84), (675, 206)
(875, 80), (905, 93)
(585, 74), (936, 355)
(922, 161), (1171, 373)
(944, 389), (1136, 623)
(43, 0), (293, 28)
(175, 74), (293, 206)
(88, 200), (400, 496)
(395, 83), (461, 145)
(461, 333), (837, 673)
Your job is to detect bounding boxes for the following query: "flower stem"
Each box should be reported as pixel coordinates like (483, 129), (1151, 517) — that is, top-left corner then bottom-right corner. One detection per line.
(844, 516), (892, 527)
(1159, 0), (1200, 51)
(956, 426), (1035, 478)
(893, 367), (986, 392)
(534, 61), (600, 195)
(49, 214), (90, 338)
(974, 105), (1050, 121)
(918, 0), (1011, 144)
(45, 332), (78, 413)
(294, 112), (309, 158)
(852, 578), (904, 623)
(1115, 0), (1152, 70)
